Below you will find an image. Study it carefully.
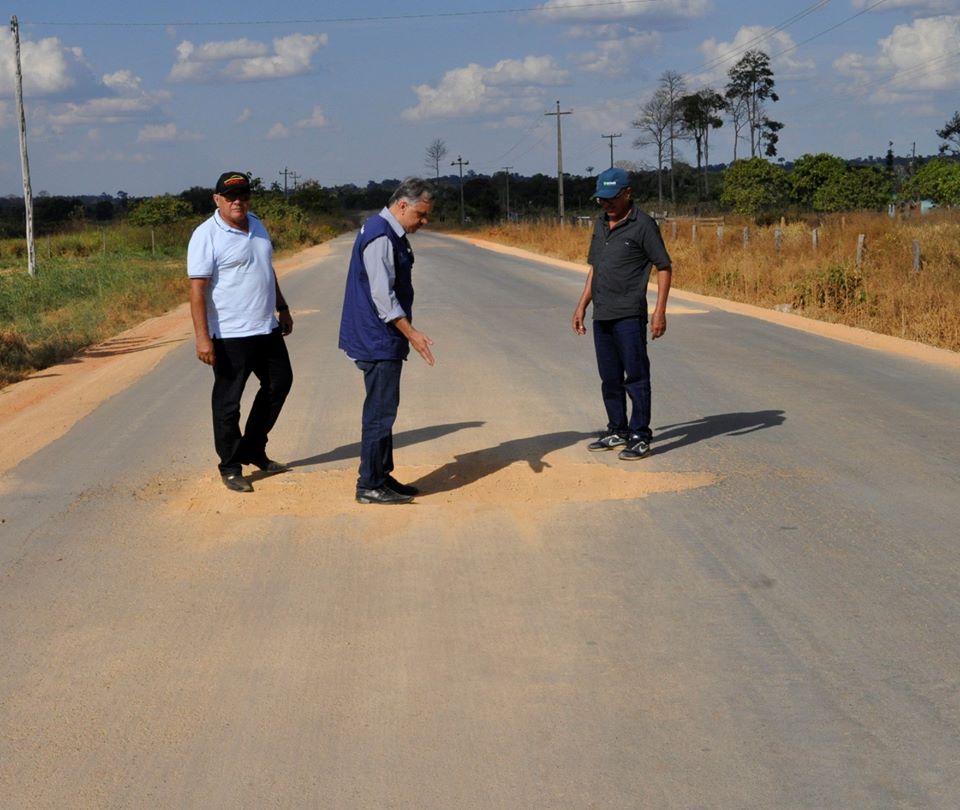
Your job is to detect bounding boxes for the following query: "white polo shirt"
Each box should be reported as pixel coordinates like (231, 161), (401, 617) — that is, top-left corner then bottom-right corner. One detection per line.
(187, 210), (279, 338)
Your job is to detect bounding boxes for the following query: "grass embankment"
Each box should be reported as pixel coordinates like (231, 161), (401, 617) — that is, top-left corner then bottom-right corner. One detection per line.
(0, 215), (346, 388)
(468, 212), (960, 353)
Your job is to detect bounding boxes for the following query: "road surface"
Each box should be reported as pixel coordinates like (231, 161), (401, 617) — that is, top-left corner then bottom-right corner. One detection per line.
(1, 232), (959, 809)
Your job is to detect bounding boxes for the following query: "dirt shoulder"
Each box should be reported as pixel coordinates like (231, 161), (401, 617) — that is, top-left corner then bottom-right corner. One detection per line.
(0, 242), (333, 478)
(447, 234), (960, 371)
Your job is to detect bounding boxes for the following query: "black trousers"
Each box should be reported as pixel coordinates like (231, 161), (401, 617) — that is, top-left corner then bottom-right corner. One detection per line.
(211, 327), (293, 475)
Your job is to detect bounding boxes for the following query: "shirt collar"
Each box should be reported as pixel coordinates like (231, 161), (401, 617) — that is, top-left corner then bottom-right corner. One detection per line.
(213, 209), (251, 235)
(380, 206), (406, 238)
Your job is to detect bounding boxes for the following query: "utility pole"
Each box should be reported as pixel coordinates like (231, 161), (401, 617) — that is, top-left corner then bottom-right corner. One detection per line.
(279, 166), (292, 195)
(601, 132), (622, 168)
(11, 16), (36, 277)
(545, 100), (572, 223)
(451, 155), (469, 224)
(500, 166), (513, 222)
(290, 171), (301, 191)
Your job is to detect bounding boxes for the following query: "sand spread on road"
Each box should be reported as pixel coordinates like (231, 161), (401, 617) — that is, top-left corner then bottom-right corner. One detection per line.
(160, 462), (719, 539)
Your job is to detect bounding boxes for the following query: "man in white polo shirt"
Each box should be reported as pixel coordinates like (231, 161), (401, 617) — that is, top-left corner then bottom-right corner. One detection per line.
(188, 171), (294, 492)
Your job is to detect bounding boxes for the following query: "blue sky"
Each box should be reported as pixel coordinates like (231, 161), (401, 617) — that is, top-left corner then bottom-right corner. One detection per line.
(1, 0), (958, 196)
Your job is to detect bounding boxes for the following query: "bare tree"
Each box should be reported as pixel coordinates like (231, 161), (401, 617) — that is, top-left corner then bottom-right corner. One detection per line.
(727, 94), (748, 162)
(424, 138), (448, 180)
(632, 88), (672, 204)
(658, 70), (688, 205)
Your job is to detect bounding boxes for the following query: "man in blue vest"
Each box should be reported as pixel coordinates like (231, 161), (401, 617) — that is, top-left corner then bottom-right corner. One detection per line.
(339, 178), (435, 504)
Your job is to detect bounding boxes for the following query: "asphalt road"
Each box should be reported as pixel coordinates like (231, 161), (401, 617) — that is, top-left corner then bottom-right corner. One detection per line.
(1, 231), (959, 809)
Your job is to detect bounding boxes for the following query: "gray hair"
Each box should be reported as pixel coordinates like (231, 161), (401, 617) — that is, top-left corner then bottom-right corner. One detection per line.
(388, 177), (435, 206)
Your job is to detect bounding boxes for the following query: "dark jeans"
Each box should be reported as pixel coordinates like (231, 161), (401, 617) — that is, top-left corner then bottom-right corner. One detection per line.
(593, 316), (652, 442)
(355, 359), (403, 490)
(211, 327), (293, 475)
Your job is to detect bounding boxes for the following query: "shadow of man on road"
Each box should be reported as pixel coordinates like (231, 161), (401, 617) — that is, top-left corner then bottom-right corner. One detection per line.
(411, 430), (595, 494)
(287, 420), (486, 469)
(654, 410), (786, 455)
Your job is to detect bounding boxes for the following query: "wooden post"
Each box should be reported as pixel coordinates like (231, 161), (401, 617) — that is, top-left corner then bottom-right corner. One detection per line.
(742, 226), (750, 247)
(671, 221), (677, 240)
(912, 240), (921, 272)
(716, 225), (724, 243)
(11, 16), (37, 277)
(812, 228), (819, 251)
(691, 222), (698, 242)
(856, 234), (866, 269)
(775, 227), (783, 253)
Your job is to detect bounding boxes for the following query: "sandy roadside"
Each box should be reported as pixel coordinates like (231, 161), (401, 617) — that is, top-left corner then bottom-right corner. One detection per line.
(2, 234), (956, 478)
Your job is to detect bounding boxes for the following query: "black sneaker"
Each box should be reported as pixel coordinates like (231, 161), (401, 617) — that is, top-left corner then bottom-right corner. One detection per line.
(356, 486), (414, 505)
(618, 438), (651, 460)
(587, 432), (627, 452)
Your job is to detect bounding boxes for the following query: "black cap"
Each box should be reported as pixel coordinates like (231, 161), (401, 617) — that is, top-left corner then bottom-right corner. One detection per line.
(215, 172), (251, 195)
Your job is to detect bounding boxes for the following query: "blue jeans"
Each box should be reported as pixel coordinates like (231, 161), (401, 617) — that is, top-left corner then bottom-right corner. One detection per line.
(355, 359), (403, 490)
(593, 316), (652, 442)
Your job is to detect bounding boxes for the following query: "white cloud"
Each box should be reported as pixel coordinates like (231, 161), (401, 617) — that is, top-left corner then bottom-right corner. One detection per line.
(46, 96), (163, 127)
(535, 0), (710, 24)
(833, 15), (960, 101)
(296, 105), (327, 128)
(694, 27), (816, 85)
(265, 122), (290, 139)
(402, 55), (569, 121)
(573, 30), (662, 75)
(237, 108), (253, 123)
(102, 70), (144, 96)
(169, 33), (328, 83)
(137, 123), (202, 142)
(0, 31), (93, 97)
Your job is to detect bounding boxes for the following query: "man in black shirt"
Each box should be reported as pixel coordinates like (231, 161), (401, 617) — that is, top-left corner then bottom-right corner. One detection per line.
(572, 167), (672, 459)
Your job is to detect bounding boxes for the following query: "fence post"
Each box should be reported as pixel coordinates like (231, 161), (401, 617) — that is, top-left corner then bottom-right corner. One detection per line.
(151, 228), (156, 256)
(856, 234), (866, 269)
(742, 226), (750, 247)
(670, 221), (677, 240)
(775, 227), (783, 254)
(912, 240), (921, 272)
(812, 228), (819, 251)
(716, 225), (724, 243)
(691, 222), (698, 242)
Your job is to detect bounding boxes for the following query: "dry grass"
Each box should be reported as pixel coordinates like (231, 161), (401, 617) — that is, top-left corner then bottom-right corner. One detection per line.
(467, 212), (960, 352)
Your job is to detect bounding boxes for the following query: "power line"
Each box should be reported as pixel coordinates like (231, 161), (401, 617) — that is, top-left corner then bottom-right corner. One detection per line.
(22, 0), (670, 28)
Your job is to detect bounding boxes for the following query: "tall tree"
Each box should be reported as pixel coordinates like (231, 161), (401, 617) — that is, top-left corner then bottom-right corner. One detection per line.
(679, 88), (726, 199)
(658, 70), (688, 205)
(725, 50), (780, 159)
(632, 88), (672, 204)
(424, 138), (448, 180)
(937, 111), (960, 156)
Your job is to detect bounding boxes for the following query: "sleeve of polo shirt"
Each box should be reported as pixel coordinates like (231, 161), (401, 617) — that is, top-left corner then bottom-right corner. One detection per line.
(642, 219), (672, 270)
(362, 236), (408, 323)
(186, 227), (214, 278)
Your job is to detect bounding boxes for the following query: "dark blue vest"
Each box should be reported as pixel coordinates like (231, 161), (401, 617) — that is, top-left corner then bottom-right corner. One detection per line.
(338, 213), (414, 361)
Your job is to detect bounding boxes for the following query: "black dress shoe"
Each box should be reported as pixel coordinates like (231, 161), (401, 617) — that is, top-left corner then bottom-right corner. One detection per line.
(385, 475), (420, 496)
(356, 485), (414, 505)
(222, 473), (253, 493)
(248, 456), (291, 473)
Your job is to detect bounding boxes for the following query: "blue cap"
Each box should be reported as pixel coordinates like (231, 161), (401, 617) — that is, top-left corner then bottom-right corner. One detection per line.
(594, 167), (630, 199)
